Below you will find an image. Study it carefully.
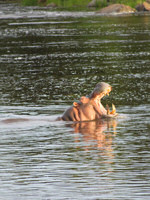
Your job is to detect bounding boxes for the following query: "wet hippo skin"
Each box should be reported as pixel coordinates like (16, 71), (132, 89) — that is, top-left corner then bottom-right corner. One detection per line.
(60, 82), (118, 122)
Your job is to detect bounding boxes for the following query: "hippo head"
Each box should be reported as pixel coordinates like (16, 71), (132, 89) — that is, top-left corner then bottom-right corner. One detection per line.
(93, 82), (117, 115)
(88, 82), (116, 116)
(90, 82), (112, 99)
(62, 82), (117, 122)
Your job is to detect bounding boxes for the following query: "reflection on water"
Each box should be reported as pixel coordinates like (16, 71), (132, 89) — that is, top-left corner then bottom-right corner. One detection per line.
(0, 2), (150, 200)
(71, 119), (117, 153)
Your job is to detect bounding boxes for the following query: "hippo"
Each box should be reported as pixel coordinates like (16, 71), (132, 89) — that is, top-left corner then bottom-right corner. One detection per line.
(60, 82), (118, 122)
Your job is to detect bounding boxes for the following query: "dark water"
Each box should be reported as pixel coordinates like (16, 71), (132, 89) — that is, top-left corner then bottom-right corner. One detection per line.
(0, 3), (150, 200)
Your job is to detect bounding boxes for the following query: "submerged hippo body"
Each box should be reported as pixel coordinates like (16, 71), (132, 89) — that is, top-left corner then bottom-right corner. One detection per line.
(61, 82), (118, 122)
(62, 98), (106, 121)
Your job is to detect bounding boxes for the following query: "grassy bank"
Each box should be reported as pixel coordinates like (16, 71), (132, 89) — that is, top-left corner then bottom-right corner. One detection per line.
(21, 0), (144, 9)
(21, 0), (94, 7)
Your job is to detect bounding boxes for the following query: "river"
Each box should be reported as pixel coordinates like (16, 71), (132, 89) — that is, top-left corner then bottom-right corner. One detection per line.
(0, 2), (150, 200)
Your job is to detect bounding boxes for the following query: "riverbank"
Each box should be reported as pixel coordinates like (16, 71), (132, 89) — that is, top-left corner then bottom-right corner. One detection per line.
(20, 0), (145, 10)
(1, 0), (150, 13)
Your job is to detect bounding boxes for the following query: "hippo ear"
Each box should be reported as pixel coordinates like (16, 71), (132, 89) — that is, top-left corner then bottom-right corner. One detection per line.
(80, 96), (89, 104)
(73, 102), (79, 107)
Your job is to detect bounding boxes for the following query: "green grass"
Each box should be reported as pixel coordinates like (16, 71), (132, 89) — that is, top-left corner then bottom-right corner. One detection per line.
(114, 0), (144, 8)
(45, 0), (91, 8)
(22, 0), (38, 6)
(21, 0), (146, 8)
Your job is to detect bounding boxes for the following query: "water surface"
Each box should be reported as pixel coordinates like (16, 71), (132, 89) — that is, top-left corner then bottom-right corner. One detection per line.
(0, 3), (150, 200)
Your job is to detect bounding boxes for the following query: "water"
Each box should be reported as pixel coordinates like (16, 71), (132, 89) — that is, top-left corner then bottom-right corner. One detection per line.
(0, 2), (150, 200)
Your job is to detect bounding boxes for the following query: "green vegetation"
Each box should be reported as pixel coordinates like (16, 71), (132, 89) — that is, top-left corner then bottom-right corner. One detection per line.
(114, 0), (144, 8)
(21, 0), (91, 7)
(22, 0), (38, 6)
(21, 0), (145, 9)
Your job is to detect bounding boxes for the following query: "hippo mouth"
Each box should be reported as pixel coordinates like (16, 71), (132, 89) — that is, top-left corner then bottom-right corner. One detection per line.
(104, 88), (117, 115)
(96, 87), (117, 115)
(106, 103), (116, 115)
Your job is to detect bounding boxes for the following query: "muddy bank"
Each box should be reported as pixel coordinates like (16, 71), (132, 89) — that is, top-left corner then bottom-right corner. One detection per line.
(96, 2), (150, 15)
(97, 4), (135, 14)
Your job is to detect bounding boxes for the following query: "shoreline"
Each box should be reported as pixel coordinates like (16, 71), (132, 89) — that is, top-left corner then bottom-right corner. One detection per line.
(1, 1), (150, 16)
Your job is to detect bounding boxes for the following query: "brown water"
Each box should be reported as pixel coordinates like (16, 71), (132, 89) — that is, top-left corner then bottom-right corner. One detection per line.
(0, 2), (150, 200)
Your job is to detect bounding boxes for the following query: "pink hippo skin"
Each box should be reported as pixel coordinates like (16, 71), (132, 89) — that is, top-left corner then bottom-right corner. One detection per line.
(60, 82), (118, 122)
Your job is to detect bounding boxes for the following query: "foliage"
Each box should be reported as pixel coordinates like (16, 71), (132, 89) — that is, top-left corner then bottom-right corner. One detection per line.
(114, 0), (144, 8)
(22, 0), (38, 6)
(21, 0), (145, 8)
(47, 0), (90, 7)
